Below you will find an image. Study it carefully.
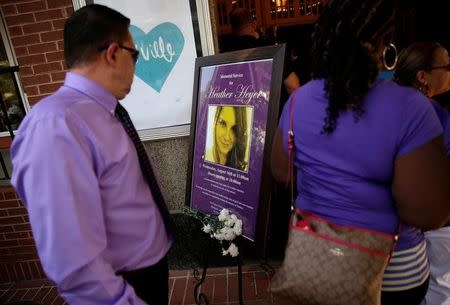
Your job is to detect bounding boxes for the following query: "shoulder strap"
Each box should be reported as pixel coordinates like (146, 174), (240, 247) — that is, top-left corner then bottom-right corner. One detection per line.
(288, 93), (296, 213)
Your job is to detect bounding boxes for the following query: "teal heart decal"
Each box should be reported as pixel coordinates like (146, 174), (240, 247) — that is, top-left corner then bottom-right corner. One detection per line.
(130, 23), (185, 93)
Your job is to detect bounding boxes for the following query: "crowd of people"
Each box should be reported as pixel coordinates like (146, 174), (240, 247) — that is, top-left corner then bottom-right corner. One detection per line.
(7, 1), (450, 305)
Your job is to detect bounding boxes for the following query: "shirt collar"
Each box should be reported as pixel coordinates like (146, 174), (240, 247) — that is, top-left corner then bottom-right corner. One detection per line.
(63, 71), (117, 114)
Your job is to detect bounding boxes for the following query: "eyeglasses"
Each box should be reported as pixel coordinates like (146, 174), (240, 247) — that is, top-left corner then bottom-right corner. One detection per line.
(118, 44), (139, 64)
(427, 63), (450, 71)
(98, 43), (140, 64)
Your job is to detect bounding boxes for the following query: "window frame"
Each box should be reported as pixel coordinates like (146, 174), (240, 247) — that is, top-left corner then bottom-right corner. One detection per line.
(0, 10), (30, 139)
(0, 11), (30, 181)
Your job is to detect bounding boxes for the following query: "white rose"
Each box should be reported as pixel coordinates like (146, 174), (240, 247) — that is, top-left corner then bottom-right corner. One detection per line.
(222, 249), (229, 256)
(225, 219), (235, 227)
(218, 209), (230, 221)
(234, 220), (242, 233)
(224, 231), (236, 241)
(214, 233), (225, 241)
(227, 243), (239, 257)
(235, 219), (242, 229)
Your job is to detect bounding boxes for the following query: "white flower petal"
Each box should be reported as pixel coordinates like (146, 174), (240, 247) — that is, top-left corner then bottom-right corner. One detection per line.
(214, 233), (225, 241)
(202, 224), (212, 233)
(225, 219), (234, 227)
(219, 209), (229, 217)
(227, 243), (239, 257)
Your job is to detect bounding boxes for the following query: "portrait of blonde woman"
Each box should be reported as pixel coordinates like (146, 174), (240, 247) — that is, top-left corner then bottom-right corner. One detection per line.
(204, 105), (251, 171)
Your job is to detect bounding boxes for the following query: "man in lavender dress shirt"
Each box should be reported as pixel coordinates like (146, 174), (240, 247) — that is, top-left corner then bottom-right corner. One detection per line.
(11, 4), (172, 305)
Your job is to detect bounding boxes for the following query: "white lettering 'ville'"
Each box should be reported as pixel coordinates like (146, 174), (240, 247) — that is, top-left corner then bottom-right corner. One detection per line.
(137, 37), (175, 63)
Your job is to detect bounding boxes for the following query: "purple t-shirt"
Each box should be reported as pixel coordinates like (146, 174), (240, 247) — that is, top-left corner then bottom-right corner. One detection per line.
(279, 79), (443, 250)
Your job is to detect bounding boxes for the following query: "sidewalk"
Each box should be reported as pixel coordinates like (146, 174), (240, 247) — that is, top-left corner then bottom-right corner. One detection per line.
(0, 265), (296, 305)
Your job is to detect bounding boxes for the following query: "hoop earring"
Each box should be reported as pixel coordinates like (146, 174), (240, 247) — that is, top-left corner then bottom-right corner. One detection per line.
(383, 43), (398, 71)
(418, 81), (428, 95)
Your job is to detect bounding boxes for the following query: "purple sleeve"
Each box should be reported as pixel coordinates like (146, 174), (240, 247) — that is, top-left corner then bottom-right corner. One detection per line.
(11, 115), (145, 305)
(396, 93), (443, 157)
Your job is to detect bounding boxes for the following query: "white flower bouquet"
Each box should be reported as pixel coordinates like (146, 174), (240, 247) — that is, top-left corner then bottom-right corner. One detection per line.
(185, 208), (243, 257)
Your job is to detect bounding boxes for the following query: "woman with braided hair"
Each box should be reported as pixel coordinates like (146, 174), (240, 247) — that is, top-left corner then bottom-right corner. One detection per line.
(271, 1), (450, 304)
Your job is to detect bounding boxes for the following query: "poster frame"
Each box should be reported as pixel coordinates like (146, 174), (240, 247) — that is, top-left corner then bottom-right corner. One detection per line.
(185, 44), (285, 255)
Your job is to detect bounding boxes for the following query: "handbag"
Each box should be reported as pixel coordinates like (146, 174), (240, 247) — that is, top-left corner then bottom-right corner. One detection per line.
(270, 94), (398, 305)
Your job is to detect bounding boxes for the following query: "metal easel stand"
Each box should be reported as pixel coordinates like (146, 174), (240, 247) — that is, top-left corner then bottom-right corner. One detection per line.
(192, 237), (244, 305)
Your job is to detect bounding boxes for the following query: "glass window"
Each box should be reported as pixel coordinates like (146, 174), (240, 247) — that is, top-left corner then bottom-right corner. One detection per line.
(0, 72), (26, 132)
(0, 21), (26, 135)
(0, 12), (28, 181)
(0, 39), (9, 67)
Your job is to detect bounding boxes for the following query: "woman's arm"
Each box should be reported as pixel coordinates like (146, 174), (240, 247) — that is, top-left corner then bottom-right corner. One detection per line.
(271, 128), (292, 185)
(283, 72), (300, 95)
(392, 135), (450, 230)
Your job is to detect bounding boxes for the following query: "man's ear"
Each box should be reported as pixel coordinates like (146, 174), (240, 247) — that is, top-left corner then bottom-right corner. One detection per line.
(104, 42), (119, 66)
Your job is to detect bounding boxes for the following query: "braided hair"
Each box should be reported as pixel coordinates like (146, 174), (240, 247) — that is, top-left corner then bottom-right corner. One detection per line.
(310, 0), (398, 133)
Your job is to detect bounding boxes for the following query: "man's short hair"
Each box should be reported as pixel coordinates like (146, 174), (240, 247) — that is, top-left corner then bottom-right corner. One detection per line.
(64, 4), (130, 68)
(229, 8), (254, 33)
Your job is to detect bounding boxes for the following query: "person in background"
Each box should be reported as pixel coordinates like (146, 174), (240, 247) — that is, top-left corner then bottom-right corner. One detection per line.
(221, 7), (272, 52)
(279, 39), (313, 109)
(434, 91), (450, 113)
(282, 43), (301, 97)
(271, 0), (450, 304)
(393, 41), (450, 305)
(394, 42), (450, 154)
(11, 4), (173, 305)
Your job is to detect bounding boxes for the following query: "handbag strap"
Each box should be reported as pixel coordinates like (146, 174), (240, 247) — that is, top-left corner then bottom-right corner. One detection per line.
(287, 94), (308, 227)
(287, 93), (296, 214)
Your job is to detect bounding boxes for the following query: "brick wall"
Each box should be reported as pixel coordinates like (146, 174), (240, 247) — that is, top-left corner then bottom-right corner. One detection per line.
(0, 0), (73, 284)
(1, 0), (72, 105)
(0, 186), (46, 283)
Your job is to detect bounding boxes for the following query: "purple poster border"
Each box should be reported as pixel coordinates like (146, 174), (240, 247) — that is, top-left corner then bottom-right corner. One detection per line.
(186, 45), (285, 251)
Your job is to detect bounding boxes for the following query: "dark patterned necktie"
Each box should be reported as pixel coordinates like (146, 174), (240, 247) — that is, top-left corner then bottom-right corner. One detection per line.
(115, 102), (175, 235)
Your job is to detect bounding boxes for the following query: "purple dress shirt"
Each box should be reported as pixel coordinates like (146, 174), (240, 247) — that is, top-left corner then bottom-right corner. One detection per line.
(11, 72), (172, 305)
